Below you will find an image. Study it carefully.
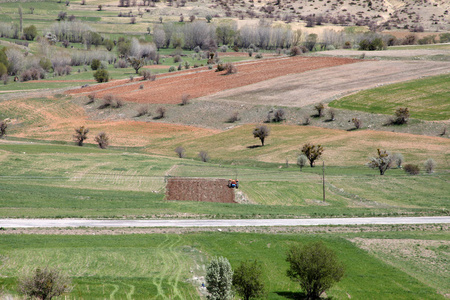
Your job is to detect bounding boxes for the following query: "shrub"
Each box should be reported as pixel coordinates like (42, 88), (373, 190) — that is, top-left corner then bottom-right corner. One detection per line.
(114, 59), (128, 68)
(392, 153), (404, 168)
(224, 63), (237, 75)
(290, 46), (302, 56)
(233, 260), (265, 300)
(175, 146), (185, 158)
(286, 241), (344, 300)
(226, 112), (240, 123)
(136, 105), (150, 117)
(140, 70), (155, 81)
(0, 120), (8, 138)
(181, 94), (190, 105)
(86, 93), (96, 104)
(424, 158), (436, 174)
(93, 69), (109, 83)
(91, 59), (101, 70)
(297, 154), (307, 171)
(404, 164), (420, 175)
(94, 132), (109, 149)
(198, 150), (210, 162)
(255, 53), (263, 59)
(17, 267), (72, 300)
(328, 109), (336, 121)
(303, 116), (311, 125)
(99, 94), (123, 109)
(352, 117), (362, 129)
(273, 109), (285, 122)
(23, 25), (37, 41)
(389, 107), (410, 125)
(216, 63), (225, 72)
(173, 55), (182, 63)
(156, 107), (166, 119)
(168, 66), (176, 72)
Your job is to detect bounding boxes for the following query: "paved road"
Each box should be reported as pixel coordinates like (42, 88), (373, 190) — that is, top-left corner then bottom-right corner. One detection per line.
(1, 216), (449, 228)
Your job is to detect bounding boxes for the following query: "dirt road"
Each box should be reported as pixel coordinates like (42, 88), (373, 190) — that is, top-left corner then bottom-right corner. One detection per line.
(1, 216), (449, 228)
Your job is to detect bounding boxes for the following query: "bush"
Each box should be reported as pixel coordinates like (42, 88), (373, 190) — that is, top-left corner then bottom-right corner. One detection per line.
(136, 105), (150, 117)
(93, 69), (109, 83)
(114, 59), (128, 68)
(297, 154), (307, 171)
(233, 260), (265, 300)
(352, 117), (362, 129)
(253, 125), (270, 146)
(98, 94), (123, 109)
(180, 94), (190, 105)
(140, 70), (155, 81)
(314, 103), (325, 117)
(389, 107), (410, 125)
(156, 107), (166, 119)
(367, 149), (392, 175)
(86, 93), (96, 104)
(404, 164), (420, 175)
(23, 25), (37, 41)
(273, 109), (285, 122)
(0, 120), (8, 138)
(226, 112), (240, 123)
(91, 59), (101, 70)
(290, 46), (302, 56)
(198, 150), (210, 162)
(286, 241), (344, 300)
(255, 53), (263, 59)
(175, 146), (185, 158)
(17, 267), (72, 300)
(94, 132), (109, 149)
(168, 66), (176, 72)
(216, 63), (225, 72)
(392, 153), (404, 168)
(173, 55), (182, 63)
(424, 158), (436, 174)
(224, 63), (237, 75)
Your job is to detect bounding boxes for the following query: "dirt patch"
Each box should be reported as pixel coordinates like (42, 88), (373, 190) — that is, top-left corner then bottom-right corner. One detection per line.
(166, 177), (236, 203)
(197, 60), (450, 107)
(66, 56), (357, 104)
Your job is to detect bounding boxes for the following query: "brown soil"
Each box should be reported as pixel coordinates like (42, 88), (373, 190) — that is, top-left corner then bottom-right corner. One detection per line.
(66, 56), (358, 104)
(26, 80), (96, 83)
(166, 178), (236, 203)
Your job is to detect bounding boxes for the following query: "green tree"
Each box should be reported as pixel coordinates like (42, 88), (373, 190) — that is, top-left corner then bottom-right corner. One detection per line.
(91, 59), (101, 70)
(104, 39), (114, 51)
(301, 143), (324, 167)
(286, 241), (345, 300)
(297, 154), (307, 171)
(206, 256), (234, 300)
(93, 69), (109, 83)
(233, 260), (265, 300)
(17, 267), (72, 300)
(128, 57), (145, 74)
(23, 25), (38, 41)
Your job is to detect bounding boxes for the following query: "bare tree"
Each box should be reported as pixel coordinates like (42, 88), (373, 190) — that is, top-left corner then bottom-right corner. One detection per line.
(424, 158), (436, 174)
(17, 267), (72, 300)
(226, 112), (240, 123)
(297, 154), (307, 171)
(352, 118), (362, 129)
(253, 125), (270, 146)
(136, 105), (150, 117)
(367, 149), (392, 175)
(153, 27), (166, 50)
(273, 109), (285, 122)
(198, 150), (210, 162)
(301, 143), (324, 167)
(73, 126), (89, 146)
(328, 109), (336, 121)
(392, 153), (404, 169)
(181, 94), (190, 105)
(94, 132), (109, 149)
(175, 146), (185, 158)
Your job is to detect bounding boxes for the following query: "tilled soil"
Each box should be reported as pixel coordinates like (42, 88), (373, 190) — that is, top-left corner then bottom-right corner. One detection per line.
(65, 56), (357, 104)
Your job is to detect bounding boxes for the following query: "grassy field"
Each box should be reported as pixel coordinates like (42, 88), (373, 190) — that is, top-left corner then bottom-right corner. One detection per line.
(0, 231), (447, 299)
(329, 74), (450, 121)
(0, 142), (448, 218)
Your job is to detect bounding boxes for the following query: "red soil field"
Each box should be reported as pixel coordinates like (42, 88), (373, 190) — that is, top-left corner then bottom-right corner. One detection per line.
(66, 56), (357, 104)
(166, 178), (236, 203)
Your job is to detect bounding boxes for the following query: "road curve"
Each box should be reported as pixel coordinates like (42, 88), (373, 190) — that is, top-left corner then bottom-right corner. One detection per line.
(1, 216), (449, 228)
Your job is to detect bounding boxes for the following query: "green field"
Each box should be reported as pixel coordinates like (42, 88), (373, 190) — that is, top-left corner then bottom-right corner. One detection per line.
(0, 231), (448, 299)
(0, 143), (448, 218)
(329, 74), (450, 121)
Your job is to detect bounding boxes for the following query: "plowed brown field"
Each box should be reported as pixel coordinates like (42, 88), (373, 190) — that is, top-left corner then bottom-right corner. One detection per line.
(166, 178), (236, 203)
(66, 56), (357, 104)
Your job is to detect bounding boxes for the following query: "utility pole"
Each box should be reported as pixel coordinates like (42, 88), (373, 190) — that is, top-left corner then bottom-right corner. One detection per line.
(322, 161), (325, 202)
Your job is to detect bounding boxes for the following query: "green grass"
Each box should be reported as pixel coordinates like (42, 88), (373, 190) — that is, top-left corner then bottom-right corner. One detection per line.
(0, 232), (447, 299)
(329, 74), (450, 121)
(0, 143), (448, 218)
(388, 44), (450, 51)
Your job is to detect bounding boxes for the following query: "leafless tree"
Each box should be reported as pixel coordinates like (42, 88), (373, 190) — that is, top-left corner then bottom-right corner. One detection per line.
(17, 267), (72, 300)
(198, 150), (210, 162)
(73, 126), (89, 146)
(153, 27), (166, 50)
(181, 94), (190, 105)
(94, 132), (109, 149)
(301, 143), (324, 167)
(175, 146), (185, 158)
(424, 158), (436, 174)
(297, 154), (307, 171)
(367, 149), (392, 175)
(156, 107), (166, 119)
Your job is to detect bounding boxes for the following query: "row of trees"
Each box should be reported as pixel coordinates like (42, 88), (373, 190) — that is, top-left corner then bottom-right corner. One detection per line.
(206, 241), (344, 300)
(73, 126), (109, 149)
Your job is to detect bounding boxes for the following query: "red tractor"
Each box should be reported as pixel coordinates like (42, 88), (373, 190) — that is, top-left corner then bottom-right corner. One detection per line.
(228, 179), (239, 189)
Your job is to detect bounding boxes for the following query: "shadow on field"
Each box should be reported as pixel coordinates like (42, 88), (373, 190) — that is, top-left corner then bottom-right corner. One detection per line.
(247, 145), (263, 149)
